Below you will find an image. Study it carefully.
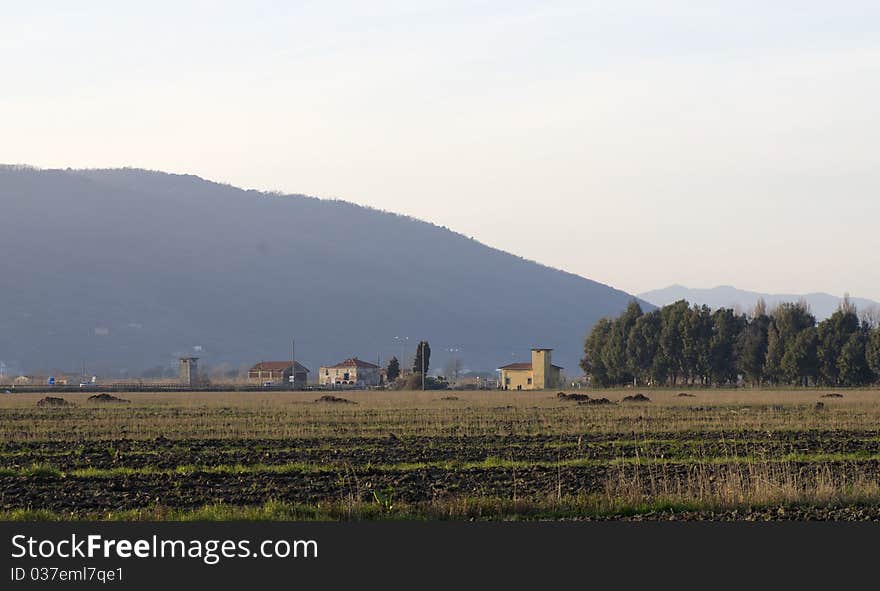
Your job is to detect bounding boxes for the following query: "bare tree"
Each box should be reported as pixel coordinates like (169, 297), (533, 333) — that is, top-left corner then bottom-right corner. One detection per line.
(861, 305), (880, 329)
(753, 297), (767, 318)
(840, 293), (857, 315)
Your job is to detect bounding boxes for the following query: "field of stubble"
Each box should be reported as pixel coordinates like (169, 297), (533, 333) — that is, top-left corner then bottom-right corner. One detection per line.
(3, 389), (880, 520)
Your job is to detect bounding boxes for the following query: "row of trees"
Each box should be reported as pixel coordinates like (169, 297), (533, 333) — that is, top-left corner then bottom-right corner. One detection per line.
(581, 298), (880, 387)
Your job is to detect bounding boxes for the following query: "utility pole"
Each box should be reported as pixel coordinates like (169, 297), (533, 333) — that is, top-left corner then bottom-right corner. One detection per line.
(394, 336), (408, 367)
(421, 342), (425, 391)
(290, 337), (296, 390)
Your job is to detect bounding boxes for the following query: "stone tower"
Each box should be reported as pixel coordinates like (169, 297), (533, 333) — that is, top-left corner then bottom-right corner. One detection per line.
(178, 357), (199, 387)
(531, 348), (553, 389)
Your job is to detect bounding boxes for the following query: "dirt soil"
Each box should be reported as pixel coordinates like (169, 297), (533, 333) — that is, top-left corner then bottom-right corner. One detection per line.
(3, 459), (880, 516)
(35, 397), (72, 407)
(557, 392), (591, 401)
(87, 394), (130, 403)
(315, 395), (357, 404)
(4, 429), (880, 517)
(578, 398), (613, 405)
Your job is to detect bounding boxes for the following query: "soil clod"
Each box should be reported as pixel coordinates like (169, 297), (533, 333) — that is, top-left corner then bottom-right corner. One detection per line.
(88, 393), (130, 403)
(36, 397), (72, 407)
(315, 395), (357, 404)
(557, 392), (591, 401)
(622, 394), (651, 403)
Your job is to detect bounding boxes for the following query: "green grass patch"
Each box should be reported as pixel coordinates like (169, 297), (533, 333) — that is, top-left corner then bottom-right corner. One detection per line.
(7, 494), (880, 522)
(6, 451), (880, 481)
(21, 463), (63, 479)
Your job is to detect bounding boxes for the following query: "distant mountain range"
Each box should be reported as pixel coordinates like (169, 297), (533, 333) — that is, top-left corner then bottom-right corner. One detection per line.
(639, 285), (879, 320)
(0, 166), (648, 376)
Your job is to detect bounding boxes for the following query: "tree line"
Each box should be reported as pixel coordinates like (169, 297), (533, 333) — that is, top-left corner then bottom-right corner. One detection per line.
(581, 298), (880, 387)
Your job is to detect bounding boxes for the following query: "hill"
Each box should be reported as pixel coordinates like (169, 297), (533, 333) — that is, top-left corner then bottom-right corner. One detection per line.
(0, 166), (647, 377)
(639, 285), (879, 321)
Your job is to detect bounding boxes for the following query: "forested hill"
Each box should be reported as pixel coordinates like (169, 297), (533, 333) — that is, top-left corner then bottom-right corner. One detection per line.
(0, 166), (646, 376)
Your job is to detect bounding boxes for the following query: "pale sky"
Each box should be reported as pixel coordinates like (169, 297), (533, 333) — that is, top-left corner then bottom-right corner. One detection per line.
(3, 1), (879, 299)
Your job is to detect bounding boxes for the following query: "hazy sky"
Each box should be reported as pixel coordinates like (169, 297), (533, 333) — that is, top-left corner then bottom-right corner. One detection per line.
(3, 1), (879, 299)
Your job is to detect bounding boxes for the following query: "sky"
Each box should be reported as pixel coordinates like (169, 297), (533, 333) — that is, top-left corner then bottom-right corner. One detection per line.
(2, 1), (879, 299)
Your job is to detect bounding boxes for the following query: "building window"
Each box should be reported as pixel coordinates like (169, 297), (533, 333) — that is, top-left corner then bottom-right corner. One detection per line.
(527, 378), (532, 385)
(505, 377), (510, 385)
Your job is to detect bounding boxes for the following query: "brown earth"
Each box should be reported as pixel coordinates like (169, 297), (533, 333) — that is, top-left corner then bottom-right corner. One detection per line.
(36, 397), (72, 407)
(3, 460), (880, 516)
(87, 394), (130, 403)
(315, 395), (357, 404)
(557, 392), (591, 401)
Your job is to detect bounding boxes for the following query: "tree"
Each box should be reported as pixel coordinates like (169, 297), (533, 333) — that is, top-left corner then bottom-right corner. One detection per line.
(838, 331), (871, 386)
(682, 304), (712, 384)
(780, 327), (818, 386)
(659, 300), (689, 385)
(817, 303), (860, 385)
(765, 302), (816, 385)
(753, 297), (767, 319)
(626, 311), (662, 385)
(600, 301), (642, 385)
(764, 324), (783, 384)
(386, 356), (400, 382)
(737, 312), (770, 386)
(578, 297), (880, 389)
(867, 327), (880, 383)
(861, 305), (880, 330)
(581, 317), (613, 386)
(709, 308), (744, 386)
(413, 341), (431, 376)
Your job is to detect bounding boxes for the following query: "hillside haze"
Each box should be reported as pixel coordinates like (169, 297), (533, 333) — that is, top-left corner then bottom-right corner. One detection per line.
(639, 285), (879, 320)
(0, 166), (645, 377)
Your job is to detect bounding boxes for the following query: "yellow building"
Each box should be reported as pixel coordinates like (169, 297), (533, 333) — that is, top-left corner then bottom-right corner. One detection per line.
(498, 348), (562, 391)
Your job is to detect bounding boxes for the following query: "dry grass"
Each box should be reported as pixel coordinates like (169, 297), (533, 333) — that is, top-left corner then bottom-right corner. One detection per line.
(5, 388), (880, 519)
(0, 388), (874, 441)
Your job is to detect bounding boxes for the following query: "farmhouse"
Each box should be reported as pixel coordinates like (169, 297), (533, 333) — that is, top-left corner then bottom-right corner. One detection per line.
(320, 357), (380, 388)
(248, 361), (309, 388)
(498, 348), (562, 390)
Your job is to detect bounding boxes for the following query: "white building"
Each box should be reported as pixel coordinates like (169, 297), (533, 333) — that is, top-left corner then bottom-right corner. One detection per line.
(319, 357), (380, 388)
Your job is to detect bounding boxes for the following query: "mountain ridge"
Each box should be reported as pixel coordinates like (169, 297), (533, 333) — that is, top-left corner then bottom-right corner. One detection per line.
(639, 285), (878, 320)
(0, 166), (648, 376)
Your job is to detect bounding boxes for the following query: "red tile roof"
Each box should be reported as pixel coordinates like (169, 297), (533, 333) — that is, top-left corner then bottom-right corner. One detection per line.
(498, 362), (532, 370)
(249, 361), (310, 373)
(325, 357), (379, 369)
